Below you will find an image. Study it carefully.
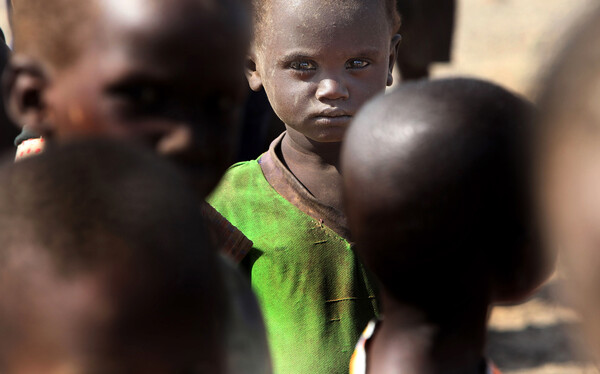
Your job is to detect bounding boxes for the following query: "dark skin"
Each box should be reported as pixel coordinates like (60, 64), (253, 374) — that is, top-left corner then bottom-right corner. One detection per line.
(280, 132), (344, 210)
(342, 79), (545, 373)
(246, 0), (400, 211)
(2, 3), (268, 373)
(0, 243), (222, 374)
(345, 154), (492, 374)
(0, 141), (226, 374)
(367, 288), (489, 374)
(5, 0), (250, 198)
(0, 247), (113, 374)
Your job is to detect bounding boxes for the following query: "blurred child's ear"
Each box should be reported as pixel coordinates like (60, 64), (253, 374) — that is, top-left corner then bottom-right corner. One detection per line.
(3, 55), (50, 136)
(387, 34), (402, 87)
(245, 53), (263, 92)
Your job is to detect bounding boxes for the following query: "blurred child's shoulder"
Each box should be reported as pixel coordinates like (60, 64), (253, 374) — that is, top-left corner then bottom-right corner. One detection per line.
(208, 154), (276, 220)
(210, 156), (268, 199)
(222, 158), (263, 182)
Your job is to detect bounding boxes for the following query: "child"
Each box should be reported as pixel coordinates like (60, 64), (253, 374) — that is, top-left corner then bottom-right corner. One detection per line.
(208, 0), (401, 372)
(537, 4), (600, 361)
(7, 0), (255, 261)
(0, 140), (225, 373)
(6, 0), (250, 199)
(342, 78), (550, 374)
(4, 1), (271, 372)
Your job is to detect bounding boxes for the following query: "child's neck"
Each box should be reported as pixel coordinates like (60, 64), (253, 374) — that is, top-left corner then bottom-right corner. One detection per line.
(367, 292), (489, 374)
(280, 128), (344, 211)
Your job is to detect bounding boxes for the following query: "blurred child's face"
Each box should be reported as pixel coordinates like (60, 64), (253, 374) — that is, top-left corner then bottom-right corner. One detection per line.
(42, 0), (248, 196)
(250, 0), (398, 143)
(541, 113), (600, 352)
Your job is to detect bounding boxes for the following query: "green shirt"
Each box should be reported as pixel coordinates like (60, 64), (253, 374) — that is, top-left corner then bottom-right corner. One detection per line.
(209, 156), (378, 374)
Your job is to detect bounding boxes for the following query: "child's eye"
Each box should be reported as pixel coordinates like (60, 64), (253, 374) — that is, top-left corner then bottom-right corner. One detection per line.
(346, 59), (370, 69)
(129, 86), (164, 108)
(290, 61), (317, 71)
(108, 81), (167, 114)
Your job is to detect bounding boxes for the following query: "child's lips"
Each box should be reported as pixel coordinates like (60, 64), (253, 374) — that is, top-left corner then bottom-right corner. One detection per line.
(312, 110), (353, 126)
(313, 115), (352, 126)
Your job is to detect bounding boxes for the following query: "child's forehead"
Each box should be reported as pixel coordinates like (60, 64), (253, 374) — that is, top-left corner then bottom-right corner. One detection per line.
(259, 0), (389, 52)
(264, 0), (385, 33)
(93, 0), (248, 56)
(89, 0), (247, 82)
(99, 0), (237, 37)
(282, 0), (368, 17)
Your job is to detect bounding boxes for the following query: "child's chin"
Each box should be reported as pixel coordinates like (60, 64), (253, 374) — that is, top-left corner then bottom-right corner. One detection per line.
(309, 127), (348, 143)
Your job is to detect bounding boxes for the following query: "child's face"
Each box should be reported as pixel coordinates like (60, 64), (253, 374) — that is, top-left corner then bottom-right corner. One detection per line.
(541, 117), (600, 350)
(38, 0), (248, 195)
(249, 0), (398, 143)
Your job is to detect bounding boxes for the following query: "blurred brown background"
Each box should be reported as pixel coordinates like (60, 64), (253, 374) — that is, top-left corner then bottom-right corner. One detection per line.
(432, 0), (592, 99)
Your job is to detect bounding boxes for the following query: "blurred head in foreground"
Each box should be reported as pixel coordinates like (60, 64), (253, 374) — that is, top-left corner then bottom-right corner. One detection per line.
(343, 78), (548, 373)
(5, 0), (250, 197)
(537, 5), (600, 360)
(0, 140), (224, 374)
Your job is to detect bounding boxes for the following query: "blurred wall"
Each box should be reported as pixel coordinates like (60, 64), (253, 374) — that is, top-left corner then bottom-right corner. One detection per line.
(432, 0), (593, 99)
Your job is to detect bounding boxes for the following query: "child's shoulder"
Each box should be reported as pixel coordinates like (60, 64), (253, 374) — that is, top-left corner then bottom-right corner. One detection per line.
(222, 159), (261, 179)
(208, 155), (283, 220)
(210, 158), (267, 199)
(208, 153), (325, 240)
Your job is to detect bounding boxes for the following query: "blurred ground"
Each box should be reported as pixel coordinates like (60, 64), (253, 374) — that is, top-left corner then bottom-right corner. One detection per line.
(433, 1), (599, 373)
(487, 279), (598, 373)
(0, 1), (598, 373)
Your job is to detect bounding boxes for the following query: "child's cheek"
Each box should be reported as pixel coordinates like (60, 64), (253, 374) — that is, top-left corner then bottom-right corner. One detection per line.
(274, 80), (309, 118)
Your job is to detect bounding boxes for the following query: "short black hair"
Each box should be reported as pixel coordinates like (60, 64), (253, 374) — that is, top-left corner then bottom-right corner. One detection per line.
(343, 78), (546, 303)
(0, 140), (210, 274)
(252, 0), (400, 44)
(0, 139), (224, 370)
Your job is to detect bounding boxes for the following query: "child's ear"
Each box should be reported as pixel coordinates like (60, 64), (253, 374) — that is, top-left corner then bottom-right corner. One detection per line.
(387, 34), (402, 87)
(3, 55), (50, 136)
(245, 52), (263, 92)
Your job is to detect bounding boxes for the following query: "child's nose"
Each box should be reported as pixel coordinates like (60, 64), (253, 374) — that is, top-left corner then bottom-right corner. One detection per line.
(315, 79), (349, 101)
